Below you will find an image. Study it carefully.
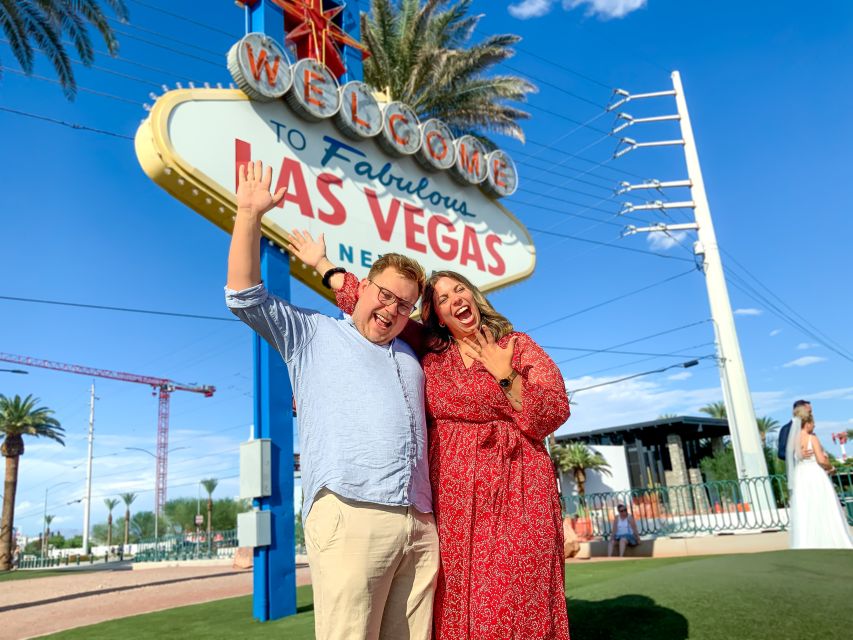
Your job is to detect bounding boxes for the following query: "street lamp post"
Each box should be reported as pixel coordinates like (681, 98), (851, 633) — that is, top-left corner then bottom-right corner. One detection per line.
(125, 446), (189, 556)
(42, 481), (73, 560)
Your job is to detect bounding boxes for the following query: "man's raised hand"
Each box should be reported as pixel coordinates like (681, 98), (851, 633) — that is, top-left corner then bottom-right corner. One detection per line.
(236, 160), (286, 218)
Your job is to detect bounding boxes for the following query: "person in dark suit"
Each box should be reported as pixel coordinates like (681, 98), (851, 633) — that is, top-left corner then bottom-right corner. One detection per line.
(778, 399), (812, 459)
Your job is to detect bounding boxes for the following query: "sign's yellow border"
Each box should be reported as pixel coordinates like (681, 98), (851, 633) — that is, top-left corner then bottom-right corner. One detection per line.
(135, 88), (536, 303)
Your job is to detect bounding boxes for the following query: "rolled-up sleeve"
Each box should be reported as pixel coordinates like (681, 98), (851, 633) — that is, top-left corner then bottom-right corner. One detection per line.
(225, 283), (318, 361)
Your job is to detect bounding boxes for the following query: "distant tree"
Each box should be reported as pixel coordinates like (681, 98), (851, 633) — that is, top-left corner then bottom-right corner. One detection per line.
(200, 478), (218, 539)
(658, 413), (679, 420)
(756, 416), (781, 446)
(295, 512), (304, 548)
(0, 0), (130, 99)
(699, 402), (727, 419)
(699, 445), (738, 482)
(120, 492), (136, 546)
(42, 514), (54, 556)
(551, 442), (611, 497)
(104, 498), (119, 547)
(0, 394), (64, 570)
(165, 497), (249, 532)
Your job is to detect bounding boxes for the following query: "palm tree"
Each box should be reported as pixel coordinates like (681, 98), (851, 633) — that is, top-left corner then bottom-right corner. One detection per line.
(361, 0), (535, 144)
(0, 0), (129, 99)
(120, 492), (136, 547)
(756, 416), (780, 446)
(699, 401), (727, 419)
(551, 442), (611, 497)
(0, 394), (64, 570)
(200, 478), (218, 539)
(42, 514), (54, 557)
(41, 515), (56, 558)
(104, 498), (119, 548)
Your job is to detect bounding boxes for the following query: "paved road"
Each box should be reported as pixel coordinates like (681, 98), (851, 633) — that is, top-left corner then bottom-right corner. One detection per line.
(1, 563), (311, 639)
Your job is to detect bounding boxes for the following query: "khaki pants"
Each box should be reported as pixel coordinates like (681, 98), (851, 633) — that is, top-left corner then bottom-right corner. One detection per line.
(305, 489), (439, 640)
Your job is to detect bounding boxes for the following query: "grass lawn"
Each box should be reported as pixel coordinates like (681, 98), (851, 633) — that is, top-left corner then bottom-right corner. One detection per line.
(39, 550), (853, 640)
(0, 569), (70, 582)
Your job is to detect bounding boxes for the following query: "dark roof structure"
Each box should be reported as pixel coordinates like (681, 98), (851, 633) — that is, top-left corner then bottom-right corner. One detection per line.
(555, 415), (729, 447)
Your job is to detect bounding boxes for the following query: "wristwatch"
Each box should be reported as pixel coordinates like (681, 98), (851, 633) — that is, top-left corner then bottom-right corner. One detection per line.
(498, 369), (518, 389)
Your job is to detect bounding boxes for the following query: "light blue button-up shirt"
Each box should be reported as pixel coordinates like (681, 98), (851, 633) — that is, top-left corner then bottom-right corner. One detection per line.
(226, 283), (431, 520)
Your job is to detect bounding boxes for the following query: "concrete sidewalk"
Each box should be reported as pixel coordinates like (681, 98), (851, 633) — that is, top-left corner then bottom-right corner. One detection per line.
(1, 564), (310, 640)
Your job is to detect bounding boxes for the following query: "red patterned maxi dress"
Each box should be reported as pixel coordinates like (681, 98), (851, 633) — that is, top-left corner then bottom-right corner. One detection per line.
(337, 274), (570, 640)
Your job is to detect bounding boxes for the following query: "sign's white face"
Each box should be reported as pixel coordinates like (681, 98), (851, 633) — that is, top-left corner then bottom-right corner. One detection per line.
(136, 90), (534, 298)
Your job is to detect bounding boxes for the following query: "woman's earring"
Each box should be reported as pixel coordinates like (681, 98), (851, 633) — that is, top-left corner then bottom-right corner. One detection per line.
(439, 321), (445, 328)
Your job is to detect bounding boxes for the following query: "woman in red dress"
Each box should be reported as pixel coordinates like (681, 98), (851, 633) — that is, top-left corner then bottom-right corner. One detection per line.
(289, 232), (570, 639)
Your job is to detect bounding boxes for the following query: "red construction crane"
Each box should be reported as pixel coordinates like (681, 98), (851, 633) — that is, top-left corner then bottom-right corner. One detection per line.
(0, 352), (215, 515)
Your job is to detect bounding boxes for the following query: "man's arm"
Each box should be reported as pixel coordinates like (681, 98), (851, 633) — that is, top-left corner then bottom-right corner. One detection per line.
(227, 160), (286, 291)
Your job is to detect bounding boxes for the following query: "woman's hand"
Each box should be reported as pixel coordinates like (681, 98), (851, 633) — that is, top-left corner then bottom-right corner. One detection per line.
(285, 229), (327, 269)
(461, 326), (519, 383)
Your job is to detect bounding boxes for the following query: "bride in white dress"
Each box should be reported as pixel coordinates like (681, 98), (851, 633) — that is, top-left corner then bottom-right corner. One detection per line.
(787, 415), (853, 549)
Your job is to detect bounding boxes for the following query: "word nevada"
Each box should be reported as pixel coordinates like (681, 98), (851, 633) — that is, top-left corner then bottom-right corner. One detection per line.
(227, 32), (518, 199)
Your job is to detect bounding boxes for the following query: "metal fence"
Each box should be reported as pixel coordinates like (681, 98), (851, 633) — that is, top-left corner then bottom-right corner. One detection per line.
(133, 529), (240, 562)
(563, 471), (853, 540)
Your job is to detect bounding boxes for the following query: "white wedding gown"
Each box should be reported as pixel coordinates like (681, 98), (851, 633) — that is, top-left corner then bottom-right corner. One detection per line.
(789, 435), (853, 549)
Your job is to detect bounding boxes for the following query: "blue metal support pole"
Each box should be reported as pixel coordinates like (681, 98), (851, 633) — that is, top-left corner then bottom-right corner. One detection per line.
(338, 0), (363, 83)
(247, 0), (296, 623)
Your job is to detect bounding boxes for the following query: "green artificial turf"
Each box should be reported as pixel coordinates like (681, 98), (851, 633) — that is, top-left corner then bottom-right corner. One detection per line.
(38, 550), (853, 640)
(0, 569), (70, 582)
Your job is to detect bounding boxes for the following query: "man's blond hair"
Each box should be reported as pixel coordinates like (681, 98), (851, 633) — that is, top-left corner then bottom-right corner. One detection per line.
(368, 253), (426, 297)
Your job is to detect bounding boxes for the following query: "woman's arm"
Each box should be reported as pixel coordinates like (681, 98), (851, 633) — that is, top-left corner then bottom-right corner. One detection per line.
(810, 436), (834, 471)
(505, 333), (570, 441)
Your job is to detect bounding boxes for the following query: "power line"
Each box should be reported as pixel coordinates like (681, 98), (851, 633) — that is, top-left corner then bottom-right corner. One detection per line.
(725, 272), (853, 365)
(527, 227), (694, 262)
(554, 320), (713, 365)
(109, 17), (230, 58)
(0, 295), (239, 323)
(543, 345), (708, 358)
(569, 342), (717, 377)
(0, 106), (133, 140)
(504, 62), (608, 109)
(111, 28), (222, 67)
(527, 268), (698, 333)
(721, 249), (853, 361)
(0, 66), (141, 105)
(127, 0), (241, 39)
(569, 358), (710, 395)
(473, 26), (613, 91)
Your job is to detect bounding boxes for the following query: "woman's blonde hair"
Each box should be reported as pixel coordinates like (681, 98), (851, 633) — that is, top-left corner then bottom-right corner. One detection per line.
(420, 270), (513, 352)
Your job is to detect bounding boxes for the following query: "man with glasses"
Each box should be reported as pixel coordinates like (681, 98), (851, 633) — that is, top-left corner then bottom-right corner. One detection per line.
(608, 504), (642, 557)
(225, 161), (437, 640)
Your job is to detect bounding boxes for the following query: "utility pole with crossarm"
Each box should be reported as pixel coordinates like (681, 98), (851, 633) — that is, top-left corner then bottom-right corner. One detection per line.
(610, 71), (769, 483)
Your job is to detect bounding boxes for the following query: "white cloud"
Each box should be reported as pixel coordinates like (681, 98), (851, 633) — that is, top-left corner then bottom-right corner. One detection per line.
(508, 0), (553, 19)
(667, 371), (692, 381)
(646, 230), (688, 251)
(796, 342), (818, 350)
(769, 329), (783, 337)
(734, 308), (763, 316)
(558, 375), (721, 436)
(509, 0), (647, 20)
(782, 356), (827, 368)
(564, 0), (648, 19)
(807, 386), (853, 401)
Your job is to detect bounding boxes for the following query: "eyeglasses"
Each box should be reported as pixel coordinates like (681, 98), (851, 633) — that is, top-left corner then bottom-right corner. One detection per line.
(618, 508), (627, 513)
(368, 280), (416, 316)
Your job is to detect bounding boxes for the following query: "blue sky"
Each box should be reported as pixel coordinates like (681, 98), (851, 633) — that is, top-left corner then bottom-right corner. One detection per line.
(1, 0), (851, 537)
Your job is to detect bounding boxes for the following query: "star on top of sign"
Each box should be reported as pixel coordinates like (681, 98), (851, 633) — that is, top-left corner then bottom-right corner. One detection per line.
(273, 0), (369, 79)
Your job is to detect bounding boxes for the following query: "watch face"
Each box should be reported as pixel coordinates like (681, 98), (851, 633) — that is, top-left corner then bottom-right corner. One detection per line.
(499, 378), (511, 388)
